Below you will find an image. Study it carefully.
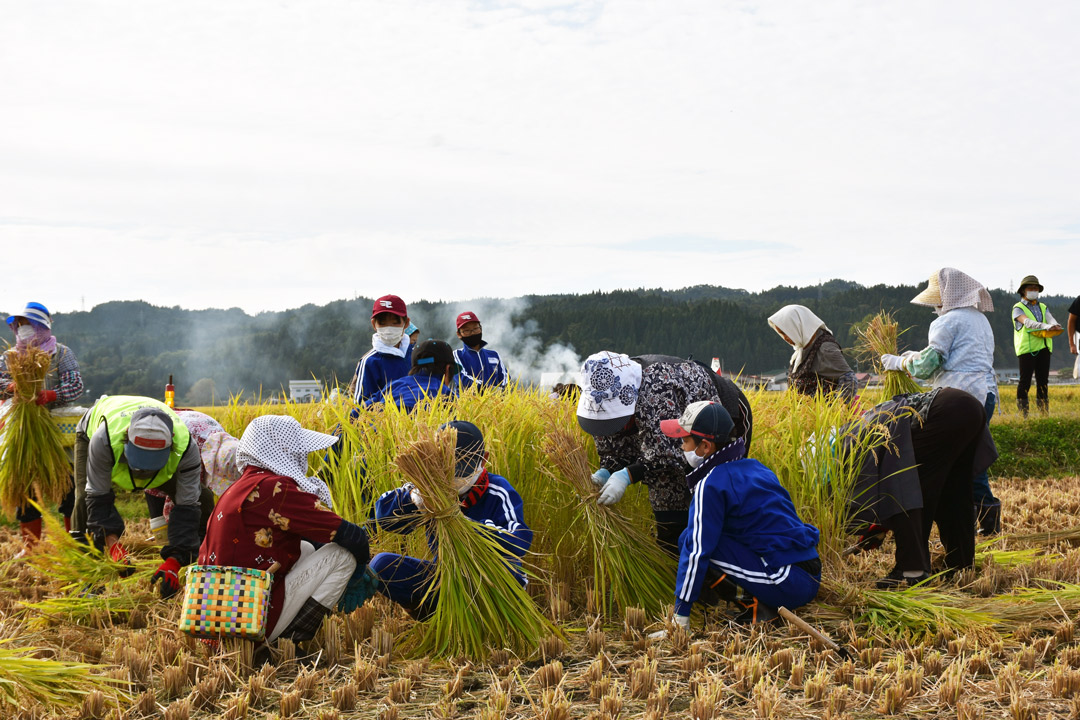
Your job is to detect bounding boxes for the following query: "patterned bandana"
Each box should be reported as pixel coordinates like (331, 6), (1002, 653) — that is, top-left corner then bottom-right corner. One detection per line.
(912, 268), (993, 314)
(236, 415), (338, 509)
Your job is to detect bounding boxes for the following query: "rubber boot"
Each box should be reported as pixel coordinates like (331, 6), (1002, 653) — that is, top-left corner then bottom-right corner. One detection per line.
(699, 567), (743, 607)
(279, 598), (332, 642)
(734, 597), (779, 624)
(15, 518), (43, 558)
(64, 516), (72, 533)
(977, 501), (1002, 536)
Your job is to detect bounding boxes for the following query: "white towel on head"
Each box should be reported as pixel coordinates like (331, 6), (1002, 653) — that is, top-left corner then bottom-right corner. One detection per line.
(767, 305), (829, 372)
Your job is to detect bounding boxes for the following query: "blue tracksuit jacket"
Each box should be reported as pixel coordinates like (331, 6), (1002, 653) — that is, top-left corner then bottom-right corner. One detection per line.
(373, 472), (531, 583)
(676, 456), (819, 615)
(353, 342), (413, 404)
(365, 373), (456, 413)
(454, 343), (509, 389)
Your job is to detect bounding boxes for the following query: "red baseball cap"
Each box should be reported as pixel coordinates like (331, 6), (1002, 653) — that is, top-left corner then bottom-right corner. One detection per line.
(456, 311), (481, 329)
(371, 295), (408, 319)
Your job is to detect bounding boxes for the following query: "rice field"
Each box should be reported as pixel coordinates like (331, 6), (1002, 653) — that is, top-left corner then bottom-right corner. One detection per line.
(1, 384), (1080, 719)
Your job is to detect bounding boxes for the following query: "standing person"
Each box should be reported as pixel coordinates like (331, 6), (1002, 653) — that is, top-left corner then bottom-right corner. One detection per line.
(404, 323), (421, 345)
(577, 351), (751, 554)
(75, 395), (215, 597)
(198, 415), (375, 644)
(370, 421), (531, 619)
(454, 311), (509, 390)
(1, 302), (84, 551)
(367, 339), (459, 413)
(879, 268), (1002, 535)
(1011, 275), (1061, 417)
(655, 401), (820, 628)
(350, 295), (414, 404)
(1069, 293), (1080, 377)
(767, 304), (857, 400)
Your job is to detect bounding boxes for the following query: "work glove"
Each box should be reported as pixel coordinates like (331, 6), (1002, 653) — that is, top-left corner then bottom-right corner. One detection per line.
(648, 614), (690, 640)
(880, 354), (905, 372)
(338, 565), (380, 613)
(2, 382), (14, 398)
(35, 390), (57, 406)
(591, 468), (611, 487)
(597, 468), (631, 506)
(152, 557), (183, 599)
(108, 542), (135, 578)
(408, 485), (425, 511)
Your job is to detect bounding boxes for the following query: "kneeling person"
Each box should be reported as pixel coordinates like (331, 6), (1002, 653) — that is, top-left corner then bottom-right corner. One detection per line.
(198, 416), (374, 643)
(661, 401), (821, 626)
(371, 421), (531, 619)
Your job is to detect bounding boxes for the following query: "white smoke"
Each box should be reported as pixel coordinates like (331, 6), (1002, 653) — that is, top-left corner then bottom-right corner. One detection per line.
(409, 297), (582, 388)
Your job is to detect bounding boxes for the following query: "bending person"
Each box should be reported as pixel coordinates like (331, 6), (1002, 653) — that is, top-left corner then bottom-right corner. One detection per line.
(768, 304), (856, 400)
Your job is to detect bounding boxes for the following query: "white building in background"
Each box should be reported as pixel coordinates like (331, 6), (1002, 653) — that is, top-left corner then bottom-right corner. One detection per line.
(289, 380), (322, 403)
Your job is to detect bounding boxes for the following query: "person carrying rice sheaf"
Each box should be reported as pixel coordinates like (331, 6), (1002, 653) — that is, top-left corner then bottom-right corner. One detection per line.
(767, 305), (857, 400)
(840, 388), (997, 589)
(878, 268), (1002, 534)
(74, 395), (216, 597)
(365, 339), (459, 413)
(198, 415), (376, 645)
(652, 401), (821, 631)
(576, 351), (753, 554)
(0, 302), (84, 553)
(349, 294), (414, 405)
(369, 421), (532, 620)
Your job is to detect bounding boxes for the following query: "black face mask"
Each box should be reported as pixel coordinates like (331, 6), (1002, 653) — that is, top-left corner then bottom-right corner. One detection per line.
(462, 333), (484, 349)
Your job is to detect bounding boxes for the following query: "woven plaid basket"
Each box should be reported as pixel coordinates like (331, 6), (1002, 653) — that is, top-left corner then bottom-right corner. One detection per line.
(179, 564), (277, 641)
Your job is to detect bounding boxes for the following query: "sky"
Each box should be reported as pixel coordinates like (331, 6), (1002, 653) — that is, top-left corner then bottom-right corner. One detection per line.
(2, 0), (1079, 316)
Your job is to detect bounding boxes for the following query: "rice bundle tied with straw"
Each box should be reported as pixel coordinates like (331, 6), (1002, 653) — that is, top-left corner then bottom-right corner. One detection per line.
(855, 311), (923, 397)
(395, 424), (560, 659)
(541, 428), (675, 618)
(0, 346), (71, 517)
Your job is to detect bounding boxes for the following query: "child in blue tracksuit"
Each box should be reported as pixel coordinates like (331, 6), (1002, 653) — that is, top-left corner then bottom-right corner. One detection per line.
(351, 294), (414, 404)
(659, 401), (820, 628)
(370, 421), (531, 619)
(453, 311), (509, 390)
(365, 339), (459, 413)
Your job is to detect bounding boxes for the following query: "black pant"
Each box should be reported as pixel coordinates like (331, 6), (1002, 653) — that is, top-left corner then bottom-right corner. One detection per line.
(654, 508), (690, 558)
(1017, 348), (1051, 415)
(16, 482), (76, 523)
(904, 388), (982, 573)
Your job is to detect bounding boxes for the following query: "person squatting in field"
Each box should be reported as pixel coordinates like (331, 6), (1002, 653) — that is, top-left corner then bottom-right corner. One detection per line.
(879, 268), (1002, 535)
(75, 395), (216, 598)
(0, 302), (84, 553)
(841, 388), (997, 589)
(350, 294), (414, 405)
(198, 415), (376, 644)
(369, 421), (531, 620)
(654, 401), (821, 632)
(576, 351), (752, 555)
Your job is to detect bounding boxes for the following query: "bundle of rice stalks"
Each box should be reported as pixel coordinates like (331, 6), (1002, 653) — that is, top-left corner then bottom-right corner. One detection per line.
(0, 346), (72, 517)
(854, 312), (923, 397)
(395, 424), (560, 659)
(540, 428), (675, 618)
(0, 640), (126, 712)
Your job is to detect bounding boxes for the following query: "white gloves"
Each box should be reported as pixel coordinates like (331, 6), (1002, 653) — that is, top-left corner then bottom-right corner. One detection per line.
(597, 468), (631, 506)
(647, 614), (691, 640)
(408, 486), (425, 510)
(591, 468), (611, 487)
(880, 354), (906, 372)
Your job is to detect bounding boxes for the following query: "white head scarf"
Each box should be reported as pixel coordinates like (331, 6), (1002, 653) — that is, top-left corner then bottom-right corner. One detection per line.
(768, 305), (829, 371)
(236, 415), (338, 509)
(911, 268), (993, 314)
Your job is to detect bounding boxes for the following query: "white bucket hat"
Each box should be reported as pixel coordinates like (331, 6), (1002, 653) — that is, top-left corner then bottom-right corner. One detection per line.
(237, 415), (338, 508)
(576, 351), (643, 436)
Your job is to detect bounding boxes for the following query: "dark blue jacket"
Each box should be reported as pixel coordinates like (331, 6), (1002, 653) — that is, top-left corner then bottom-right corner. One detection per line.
(454, 343), (509, 389)
(366, 373), (456, 413)
(353, 342), (413, 404)
(675, 456), (819, 615)
(374, 472), (531, 584)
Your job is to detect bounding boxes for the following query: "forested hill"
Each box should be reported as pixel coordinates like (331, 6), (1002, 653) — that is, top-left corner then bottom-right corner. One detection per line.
(9, 282), (1074, 403)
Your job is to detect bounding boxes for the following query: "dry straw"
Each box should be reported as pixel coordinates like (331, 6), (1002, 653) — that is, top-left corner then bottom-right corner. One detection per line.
(0, 346), (72, 517)
(854, 311), (923, 397)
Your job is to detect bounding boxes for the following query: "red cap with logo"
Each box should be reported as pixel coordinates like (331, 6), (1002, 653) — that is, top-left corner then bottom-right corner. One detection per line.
(456, 311), (480, 329)
(371, 295), (408, 319)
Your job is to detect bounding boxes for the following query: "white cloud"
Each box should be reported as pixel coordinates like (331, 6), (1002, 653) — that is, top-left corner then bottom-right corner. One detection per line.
(1, 0), (1078, 314)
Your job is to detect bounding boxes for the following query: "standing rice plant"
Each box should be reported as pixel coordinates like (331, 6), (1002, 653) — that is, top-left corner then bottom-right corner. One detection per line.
(540, 428), (675, 618)
(0, 346), (72, 517)
(394, 424), (561, 659)
(854, 311), (923, 397)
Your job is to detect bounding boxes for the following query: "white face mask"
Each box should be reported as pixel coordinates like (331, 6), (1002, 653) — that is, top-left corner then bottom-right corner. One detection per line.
(454, 466), (483, 495)
(1025, 290), (1040, 301)
(683, 449), (704, 469)
(375, 326), (404, 346)
(15, 325), (36, 342)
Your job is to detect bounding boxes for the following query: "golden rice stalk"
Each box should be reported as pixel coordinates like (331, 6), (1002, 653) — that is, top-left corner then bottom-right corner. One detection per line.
(395, 424), (561, 659)
(0, 638), (127, 709)
(540, 428), (675, 618)
(854, 312), (923, 397)
(0, 346), (72, 517)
